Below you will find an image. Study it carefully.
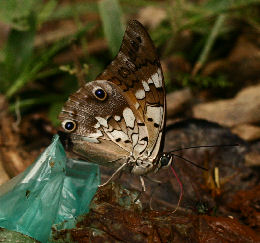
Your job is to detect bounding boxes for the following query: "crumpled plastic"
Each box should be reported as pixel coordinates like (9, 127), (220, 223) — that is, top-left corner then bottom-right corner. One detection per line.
(0, 135), (100, 243)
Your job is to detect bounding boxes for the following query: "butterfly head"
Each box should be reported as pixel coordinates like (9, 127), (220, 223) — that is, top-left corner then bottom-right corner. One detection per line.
(155, 153), (173, 172)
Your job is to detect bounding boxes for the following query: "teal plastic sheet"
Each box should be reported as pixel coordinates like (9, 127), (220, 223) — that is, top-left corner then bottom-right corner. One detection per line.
(0, 135), (100, 243)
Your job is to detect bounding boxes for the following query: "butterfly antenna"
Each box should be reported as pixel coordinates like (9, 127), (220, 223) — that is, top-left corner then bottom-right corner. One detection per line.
(170, 165), (183, 214)
(169, 144), (239, 153)
(169, 144), (239, 171)
(171, 153), (208, 171)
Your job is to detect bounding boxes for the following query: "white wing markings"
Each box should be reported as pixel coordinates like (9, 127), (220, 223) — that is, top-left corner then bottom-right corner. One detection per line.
(151, 68), (162, 88)
(133, 125), (148, 158)
(83, 130), (103, 143)
(114, 115), (121, 121)
(146, 68), (163, 88)
(95, 116), (108, 128)
(142, 80), (150, 91)
(94, 122), (101, 129)
(123, 107), (135, 129)
(132, 133), (139, 147)
(149, 131), (163, 159)
(135, 89), (145, 99)
(110, 130), (129, 142)
(146, 105), (163, 127)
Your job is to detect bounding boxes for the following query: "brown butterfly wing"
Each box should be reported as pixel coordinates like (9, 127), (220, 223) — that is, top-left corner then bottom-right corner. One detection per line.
(97, 20), (166, 160)
(59, 20), (165, 170)
(59, 80), (134, 166)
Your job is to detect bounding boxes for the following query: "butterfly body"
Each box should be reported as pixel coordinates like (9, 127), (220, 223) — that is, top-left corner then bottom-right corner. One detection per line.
(59, 20), (170, 178)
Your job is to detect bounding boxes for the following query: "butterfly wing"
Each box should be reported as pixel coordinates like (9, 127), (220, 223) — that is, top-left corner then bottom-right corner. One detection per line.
(59, 80), (134, 167)
(97, 20), (166, 161)
(59, 20), (165, 171)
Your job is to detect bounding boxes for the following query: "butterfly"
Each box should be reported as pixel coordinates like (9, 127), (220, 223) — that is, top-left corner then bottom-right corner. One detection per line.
(58, 20), (174, 192)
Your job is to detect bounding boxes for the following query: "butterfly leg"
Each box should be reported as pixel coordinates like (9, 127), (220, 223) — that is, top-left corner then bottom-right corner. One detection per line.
(140, 176), (146, 192)
(99, 162), (128, 188)
(134, 176), (146, 202)
(144, 175), (162, 184)
(143, 176), (162, 210)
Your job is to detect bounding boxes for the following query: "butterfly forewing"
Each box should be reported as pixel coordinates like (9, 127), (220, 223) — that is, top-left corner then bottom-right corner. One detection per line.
(97, 20), (166, 161)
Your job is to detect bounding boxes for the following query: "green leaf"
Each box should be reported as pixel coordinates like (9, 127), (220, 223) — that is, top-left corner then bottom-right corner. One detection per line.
(8, 95), (64, 112)
(38, 0), (58, 26)
(204, 0), (260, 12)
(1, 13), (36, 93)
(49, 2), (98, 21)
(98, 0), (125, 56)
(6, 25), (91, 98)
(0, 0), (36, 31)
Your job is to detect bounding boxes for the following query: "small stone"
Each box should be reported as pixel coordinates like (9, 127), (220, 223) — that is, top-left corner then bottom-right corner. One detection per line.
(166, 88), (192, 118)
(137, 6), (167, 29)
(245, 151), (260, 167)
(232, 124), (260, 141)
(193, 84), (260, 127)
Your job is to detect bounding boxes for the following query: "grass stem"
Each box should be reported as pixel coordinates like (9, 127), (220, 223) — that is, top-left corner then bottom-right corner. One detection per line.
(192, 14), (226, 76)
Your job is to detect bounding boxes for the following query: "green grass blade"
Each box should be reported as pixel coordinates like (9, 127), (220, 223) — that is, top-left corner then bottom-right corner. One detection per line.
(204, 0), (260, 13)
(192, 14), (226, 76)
(98, 0), (125, 57)
(9, 95), (65, 112)
(1, 13), (36, 93)
(38, 0), (58, 26)
(0, 0), (36, 31)
(6, 25), (91, 98)
(49, 2), (98, 21)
